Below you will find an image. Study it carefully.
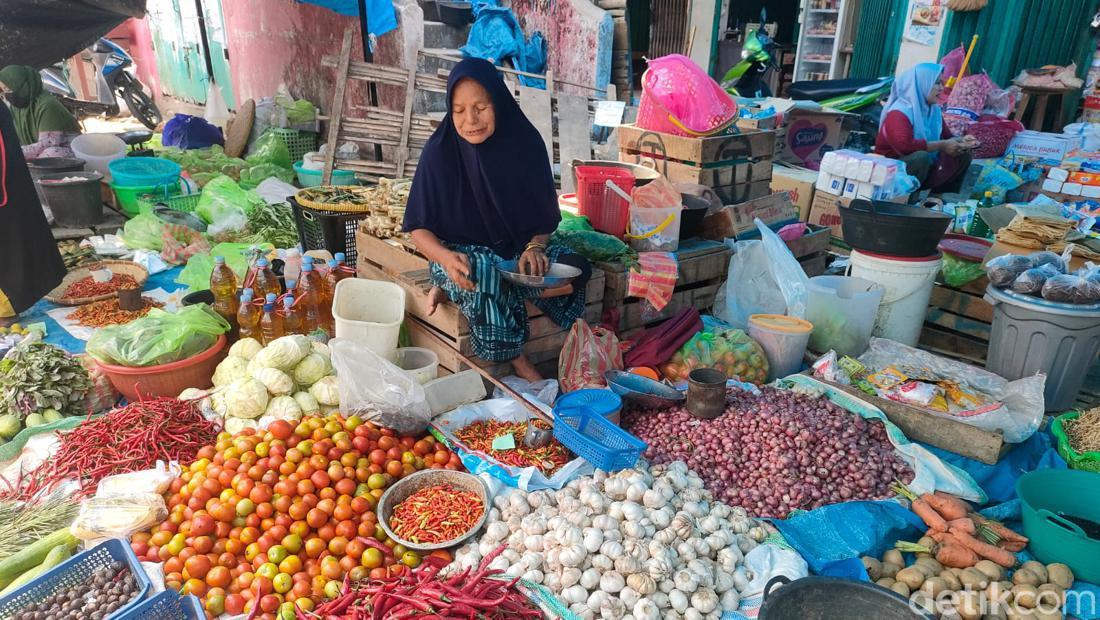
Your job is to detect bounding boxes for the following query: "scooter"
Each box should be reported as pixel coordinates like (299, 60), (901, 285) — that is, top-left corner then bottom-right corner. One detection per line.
(722, 14), (781, 98)
(787, 77), (894, 149)
(40, 37), (162, 130)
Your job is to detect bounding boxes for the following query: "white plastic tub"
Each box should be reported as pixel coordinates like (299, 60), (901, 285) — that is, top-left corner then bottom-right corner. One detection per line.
(70, 134), (126, 180)
(395, 347), (439, 385)
(805, 275), (884, 357)
(748, 314), (814, 381)
(849, 250), (942, 347)
(332, 278), (406, 362)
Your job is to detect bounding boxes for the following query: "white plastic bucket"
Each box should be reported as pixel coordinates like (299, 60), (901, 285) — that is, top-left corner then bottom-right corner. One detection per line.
(748, 314), (814, 381)
(849, 250), (943, 347)
(395, 347), (439, 385)
(332, 278), (406, 362)
(70, 134), (126, 180)
(805, 275), (884, 357)
(626, 206), (681, 252)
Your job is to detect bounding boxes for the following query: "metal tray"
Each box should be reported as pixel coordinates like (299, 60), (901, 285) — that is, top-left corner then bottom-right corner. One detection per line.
(497, 260), (582, 288)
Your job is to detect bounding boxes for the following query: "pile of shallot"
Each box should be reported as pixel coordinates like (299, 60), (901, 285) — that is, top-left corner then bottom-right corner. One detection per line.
(622, 387), (913, 518)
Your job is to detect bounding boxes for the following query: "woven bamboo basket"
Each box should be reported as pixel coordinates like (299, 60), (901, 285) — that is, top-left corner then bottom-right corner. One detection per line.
(45, 261), (149, 306)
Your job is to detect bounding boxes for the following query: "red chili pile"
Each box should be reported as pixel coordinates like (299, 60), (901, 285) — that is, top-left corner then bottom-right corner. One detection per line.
(63, 273), (139, 299)
(305, 546), (540, 619)
(454, 420), (570, 474)
(389, 484), (483, 544)
(2, 397), (219, 500)
(71, 297), (163, 327)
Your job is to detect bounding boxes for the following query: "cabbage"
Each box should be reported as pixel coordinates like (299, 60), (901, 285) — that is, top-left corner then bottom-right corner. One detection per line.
(293, 391), (320, 416)
(250, 367), (295, 396)
(319, 404), (341, 416)
(225, 417), (258, 435)
(252, 335), (311, 370)
(309, 375), (340, 406)
(178, 387), (206, 401)
(266, 395), (303, 421)
(228, 337), (264, 360)
(209, 392), (228, 417)
(224, 378), (270, 419)
(293, 353), (332, 386)
(310, 340), (330, 358)
(212, 356), (249, 387)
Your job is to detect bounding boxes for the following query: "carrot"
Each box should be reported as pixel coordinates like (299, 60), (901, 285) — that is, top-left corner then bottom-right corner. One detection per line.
(949, 530), (1017, 568)
(892, 482), (949, 532)
(947, 518), (976, 535)
(971, 516), (1029, 551)
(935, 544), (979, 568)
(922, 492), (970, 521)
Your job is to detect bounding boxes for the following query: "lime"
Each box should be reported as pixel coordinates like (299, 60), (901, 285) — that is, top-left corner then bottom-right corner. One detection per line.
(42, 409), (63, 423)
(0, 414), (22, 438)
(23, 413), (46, 428)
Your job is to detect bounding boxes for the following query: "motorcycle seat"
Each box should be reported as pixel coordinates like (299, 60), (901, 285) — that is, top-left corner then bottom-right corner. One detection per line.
(788, 78), (887, 102)
(117, 130), (153, 146)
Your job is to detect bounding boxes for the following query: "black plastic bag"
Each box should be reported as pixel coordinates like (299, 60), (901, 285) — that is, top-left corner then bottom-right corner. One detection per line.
(1042, 270), (1100, 304)
(986, 254), (1033, 288)
(1011, 264), (1060, 296)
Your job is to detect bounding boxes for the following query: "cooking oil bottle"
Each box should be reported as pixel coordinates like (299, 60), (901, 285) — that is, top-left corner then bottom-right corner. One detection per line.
(282, 296), (304, 335)
(298, 261), (332, 337)
(236, 288), (260, 341)
(259, 293), (285, 344)
(252, 258), (281, 300)
(210, 256), (239, 328)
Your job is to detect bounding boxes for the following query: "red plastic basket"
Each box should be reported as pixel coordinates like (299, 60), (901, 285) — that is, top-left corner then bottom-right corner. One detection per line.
(575, 166), (634, 238)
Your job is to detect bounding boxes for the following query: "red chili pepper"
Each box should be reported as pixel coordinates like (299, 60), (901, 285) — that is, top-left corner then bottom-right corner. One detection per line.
(388, 484), (484, 544)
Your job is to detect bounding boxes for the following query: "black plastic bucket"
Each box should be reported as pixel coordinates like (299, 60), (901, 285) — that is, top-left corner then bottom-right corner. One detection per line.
(27, 157), (86, 206)
(759, 576), (935, 620)
(840, 199), (952, 258)
(36, 171), (105, 227)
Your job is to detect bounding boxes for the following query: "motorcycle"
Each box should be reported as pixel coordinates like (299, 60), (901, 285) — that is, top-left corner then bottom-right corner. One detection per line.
(722, 15), (780, 98)
(787, 77), (894, 149)
(40, 37), (162, 130)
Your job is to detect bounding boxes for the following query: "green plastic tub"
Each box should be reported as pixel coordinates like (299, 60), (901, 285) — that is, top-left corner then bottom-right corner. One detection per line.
(1017, 468), (1100, 584)
(111, 182), (179, 216)
(1052, 412), (1100, 473)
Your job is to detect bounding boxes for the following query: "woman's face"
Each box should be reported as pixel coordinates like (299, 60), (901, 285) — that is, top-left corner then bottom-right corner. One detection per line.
(926, 78), (945, 104)
(451, 78), (496, 145)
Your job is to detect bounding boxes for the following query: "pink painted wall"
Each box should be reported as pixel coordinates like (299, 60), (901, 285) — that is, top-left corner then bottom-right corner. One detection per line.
(511, 0), (611, 95)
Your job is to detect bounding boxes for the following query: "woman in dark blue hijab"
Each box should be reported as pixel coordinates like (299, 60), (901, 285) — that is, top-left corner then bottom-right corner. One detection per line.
(403, 58), (589, 380)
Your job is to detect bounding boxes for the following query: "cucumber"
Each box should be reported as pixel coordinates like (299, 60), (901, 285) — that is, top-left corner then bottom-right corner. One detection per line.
(0, 542), (74, 596)
(0, 528), (78, 590)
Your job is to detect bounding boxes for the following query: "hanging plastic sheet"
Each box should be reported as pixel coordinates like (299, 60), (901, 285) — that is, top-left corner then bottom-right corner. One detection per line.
(0, 0), (145, 68)
(460, 6), (547, 88)
(294, 0), (396, 41)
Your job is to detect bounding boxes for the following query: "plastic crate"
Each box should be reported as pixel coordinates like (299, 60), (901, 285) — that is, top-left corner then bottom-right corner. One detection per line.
(268, 127), (318, 163)
(575, 166), (634, 238)
(0, 539), (152, 618)
(1052, 412), (1100, 473)
(116, 591), (204, 620)
(136, 192), (201, 214)
(552, 406), (646, 471)
(290, 197), (369, 264)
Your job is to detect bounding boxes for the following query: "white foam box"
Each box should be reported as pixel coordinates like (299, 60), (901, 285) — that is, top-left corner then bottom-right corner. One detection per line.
(1048, 167), (1071, 182)
(1084, 185), (1100, 199)
(842, 179), (860, 199)
(1063, 182), (1084, 196)
(1042, 178), (1065, 194)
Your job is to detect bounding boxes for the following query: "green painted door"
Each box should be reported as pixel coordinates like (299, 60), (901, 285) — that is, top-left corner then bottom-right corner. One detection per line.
(148, 0), (210, 103)
(850, 0), (908, 78)
(201, 0), (236, 109)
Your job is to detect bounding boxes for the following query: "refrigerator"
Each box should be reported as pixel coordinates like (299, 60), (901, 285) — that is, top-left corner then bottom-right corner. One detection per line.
(792, 0), (852, 82)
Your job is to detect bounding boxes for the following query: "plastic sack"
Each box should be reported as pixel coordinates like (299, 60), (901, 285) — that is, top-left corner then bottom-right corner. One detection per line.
(177, 243), (267, 292)
(551, 229), (636, 264)
(86, 305), (230, 367)
(944, 73), (996, 136)
(120, 213), (167, 251)
(732, 544), (811, 617)
(70, 493), (167, 541)
(1065, 122), (1100, 152)
(329, 338), (430, 435)
(1010, 264), (1060, 295)
(162, 113), (225, 149)
(938, 46), (967, 86)
(96, 462), (181, 497)
(965, 116), (1024, 159)
(632, 175), (681, 210)
(985, 254), (1032, 287)
(246, 130), (292, 169)
(858, 338), (1045, 443)
(557, 211), (594, 232)
(430, 398), (592, 491)
(195, 175), (261, 236)
(660, 327), (769, 384)
(1042, 269), (1100, 304)
(941, 253), (987, 287)
(714, 219), (809, 329)
(558, 319), (623, 393)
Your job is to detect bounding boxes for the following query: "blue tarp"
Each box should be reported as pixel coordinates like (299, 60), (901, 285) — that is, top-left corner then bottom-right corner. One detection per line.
(460, 2), (546, 88)
(295, 0), (396, 41)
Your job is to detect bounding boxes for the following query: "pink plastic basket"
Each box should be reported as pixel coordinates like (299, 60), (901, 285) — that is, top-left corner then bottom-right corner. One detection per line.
(637, 54), (738, 137)
(575, 166), (634, 238)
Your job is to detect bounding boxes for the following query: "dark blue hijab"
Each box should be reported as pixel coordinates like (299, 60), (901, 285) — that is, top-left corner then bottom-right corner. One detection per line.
(402, 58), (559, 258)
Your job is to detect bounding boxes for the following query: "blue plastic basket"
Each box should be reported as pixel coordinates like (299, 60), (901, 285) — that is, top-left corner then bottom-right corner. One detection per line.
(552, 406), (646, 471)
(0, 539), (152, 618)
(555, 389), (623, 420)
(108, 157), (182, 186)
(115, 591), (204, 620)
(293, 161), (358, 187)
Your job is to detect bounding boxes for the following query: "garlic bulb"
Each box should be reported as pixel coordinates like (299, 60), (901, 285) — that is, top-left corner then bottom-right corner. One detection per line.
(653, 528), (676, 545)
(599, 540), (624, 558)
(633, 598), (661, 620)
(717, 547), (742, 572)
(592, 554), (614, 571)
(569, 603), (593, 620)
(587, 590), (610, 611)
(604, 478), (629, 500)
(502, 548), (521, 563)
(559, 525), (583, 547)
(484, 521), (510, 542)
(641, 488), (666, 509)
(622, 520), (646, 539)
(600, 570), (626, 594)
(748, 525), (769, 542)
(524, 534), (544, 552)
(583, 528), (605, 553)
(600, 594), (626, 620)
(580, 567), (602, 590)
(690, 588), (718, 614)
(560, 544), (586, 568)
(621, 501), (645, 522)
(645, 556), (673, 580)
(675, 541), (697, 561)
(737, 535), (758, 554)
(544, 572), (562, 592)
(489, 556), (509, 572)
(522, 569), (544, 583)
(562, 584), (588, 604)
(683, 609), (703, 620)
(561, 567), (582, 588)
(698, 516), (720, 535)
(673, 569), (700, 594)
(720, 590), (740, 611)
(682, 501), (707, 519)
(714, 571), (735, 594)
(669, 589), (690, 613)
(732, 567), (751, 592)
(627, 573), (657, 595)
(670, 514), (693, 540)
(614, 555), (642, 576)
(618, 586), (640, 609)
(592, 514), (619, 532)
(659, 579), (675, 594)
(509, 493), (530, 515)
(626, 482), (647, 502)
(650, 507), (673, 529)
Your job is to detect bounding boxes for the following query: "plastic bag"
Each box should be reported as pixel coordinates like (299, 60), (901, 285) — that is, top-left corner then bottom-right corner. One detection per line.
(558, 319), (623, 392)
(1011, 264), (1059, 295)
(985, 254), (1032, 287)
(557, 211), (594, 232)
(246, 130), (292, 169)
(238, 163), (295, 190)
(550, 229), (637, 264)
(70, 493), (167, 541)
(660, 327), (769, 384)
(195, 175), (260, 236)
(162, 113), (225, 149)
(329, 338), (430, 435)
(120, 213), (168, 251)
(86, 305), (230, 367)
(938, 47), (967, 87)
(177, 243), (268, 292)
(941, 253), (987, 287)
(1029, 250), (1067, 273)
(627, 206), (680, 252)
(714, 219), (809, 329)
(1042, 270), (1100, 304)
(492, 376), (559, 406)
(973, 162), (1024, 203)
(97, 462), (181, 497)
(632, 175), (681, 210)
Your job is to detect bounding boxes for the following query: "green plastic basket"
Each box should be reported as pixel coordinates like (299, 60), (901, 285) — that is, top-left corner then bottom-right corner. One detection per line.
(137, 192), (201, 215)
(269, 127), (318, 163)
(1052, 412), (1100, 472)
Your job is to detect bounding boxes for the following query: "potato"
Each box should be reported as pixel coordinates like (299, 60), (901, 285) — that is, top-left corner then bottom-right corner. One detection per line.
(918, 535), (936, 549)
(862, 556), (882, 581)
(1031, 609), (1063, 620)
(1011, 568), (1041, 587)
(911, 591), (937, 615)
(890, 581), (911, 597)
(883, 549), (904, 567)
(896, 566), (927, 590)
(957, 590), (983, 620)
(1020, 560), (1048, 584)
(1037, 583), (1064, 600)
(912, 561), (939, 578)
(1011, 584), (1038, 608)
(986, 580), (1012, 610)
(982, 609), (1008, 620)
(1046, 563), (1074, 589)
(960, 568), (989, 590)
(921, 576), (949, 598)
(940, 570), (962, 591)
(880, 561), (901, 579)
(974, 560), (1005, 582)
(876, 577), (896, 588)
(916, 557), (945, 576)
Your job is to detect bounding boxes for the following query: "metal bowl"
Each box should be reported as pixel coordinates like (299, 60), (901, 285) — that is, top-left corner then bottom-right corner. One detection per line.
(605, 370), (686, 409)
(378, 469), (490, 551)
(497, 260), (582, 289)
(154, 205), (207, 232)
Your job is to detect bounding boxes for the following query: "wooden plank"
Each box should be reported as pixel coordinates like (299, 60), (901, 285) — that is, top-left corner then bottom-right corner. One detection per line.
(712, 180), (773, 205)
(394, 67), (418, 179)
(596, 238), (727, 273)
(616, 156), (773, 187)
(518, 84), (554, 165)
(929, 286), (994, 323)
(618, 125), (776, 164)
(611, 282), (721, 330)
(557, 94), (591, 194)
(823, 381), (1006, 465)
(918, 326), (988, 365)
(450, 304), (603, 356)
(785, 224), (831, 259)
(355, 230), (429, 275)
(925, 309), (992, 341)
(602, 248), (730, 303)
(322, 29), (355, 185)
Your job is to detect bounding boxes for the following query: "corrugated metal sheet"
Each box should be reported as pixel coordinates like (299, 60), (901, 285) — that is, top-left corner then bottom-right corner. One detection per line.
(850, 0), (908, 78)
(649, 0), (690, 57)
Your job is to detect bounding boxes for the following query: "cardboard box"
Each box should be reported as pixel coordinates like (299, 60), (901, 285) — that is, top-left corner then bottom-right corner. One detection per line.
(775, 108), (852, 170)
(736, 116), (779, 131)
(770, 165), (818, 221)
(701, 192), (799, 240)
(1006, 131), (1077, 166)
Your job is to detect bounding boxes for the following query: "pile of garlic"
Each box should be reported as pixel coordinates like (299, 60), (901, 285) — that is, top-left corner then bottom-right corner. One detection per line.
(452, 461), (771, 620)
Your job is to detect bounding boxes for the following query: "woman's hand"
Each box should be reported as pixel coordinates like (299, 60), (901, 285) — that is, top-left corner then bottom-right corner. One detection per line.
(441, 250), (476, 291)
(941, 138), (965, 157)
(518, 246), (549, 277)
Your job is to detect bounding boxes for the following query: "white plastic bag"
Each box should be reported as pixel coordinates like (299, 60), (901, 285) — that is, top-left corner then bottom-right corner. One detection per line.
(1065, 122), (1100, 152)
(71, 493), (168, 541)
(96, 462), (181, 497)
(329, 338), (430, 435)
(735, 544), (810, 617)
(714, 219), (809, 329)
(492, 376), (559, 406)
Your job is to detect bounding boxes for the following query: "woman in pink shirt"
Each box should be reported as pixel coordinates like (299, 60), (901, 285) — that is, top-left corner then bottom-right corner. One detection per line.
(875, 63), (978, 193)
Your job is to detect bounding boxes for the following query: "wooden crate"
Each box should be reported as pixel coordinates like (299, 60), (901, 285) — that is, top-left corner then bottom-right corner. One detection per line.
(599, 238), (730, 333)
(355, 229), (429, 277)
(617, 125), (775, 204)
(919, 277), (992, 366)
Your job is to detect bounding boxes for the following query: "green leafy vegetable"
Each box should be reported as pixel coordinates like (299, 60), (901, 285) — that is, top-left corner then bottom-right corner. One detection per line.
(0, 342), (92, 418)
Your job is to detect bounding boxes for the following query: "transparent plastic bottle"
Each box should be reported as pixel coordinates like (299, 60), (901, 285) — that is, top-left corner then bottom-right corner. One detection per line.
(298, 261), (332, 336)
(252, 258), (281, 300)
(210, 256), (239, 327)
(236, 289), (260, 341)
(282, 296), (303, 335)
(259, 293), (285, 344)
(323, 259), (340, 306)
(333, 252), (353, 283)
(283, 248), (302, 285)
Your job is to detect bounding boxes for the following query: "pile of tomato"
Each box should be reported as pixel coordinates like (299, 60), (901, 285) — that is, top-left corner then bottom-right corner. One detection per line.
(131, 413), (462, 619)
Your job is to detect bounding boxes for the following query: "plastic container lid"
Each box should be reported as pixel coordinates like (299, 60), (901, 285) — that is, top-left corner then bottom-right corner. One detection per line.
(748, 314), (814, 334)
(555, 389), (623, 417)
(852, 249), (943, 262)
(938, 233), (993, 262)
(986, 285), (1100, 317)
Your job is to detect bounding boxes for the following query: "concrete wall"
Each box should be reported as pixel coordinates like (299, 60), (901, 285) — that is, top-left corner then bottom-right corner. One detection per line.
(895, 0), (946, 75)
(511, 0), (612, 95)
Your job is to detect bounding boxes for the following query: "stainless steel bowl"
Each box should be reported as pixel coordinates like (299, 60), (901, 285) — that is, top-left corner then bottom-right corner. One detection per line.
(497, 260), (582, 289)
(605, 370), (686, 409)
(378, 469), (490, 551)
